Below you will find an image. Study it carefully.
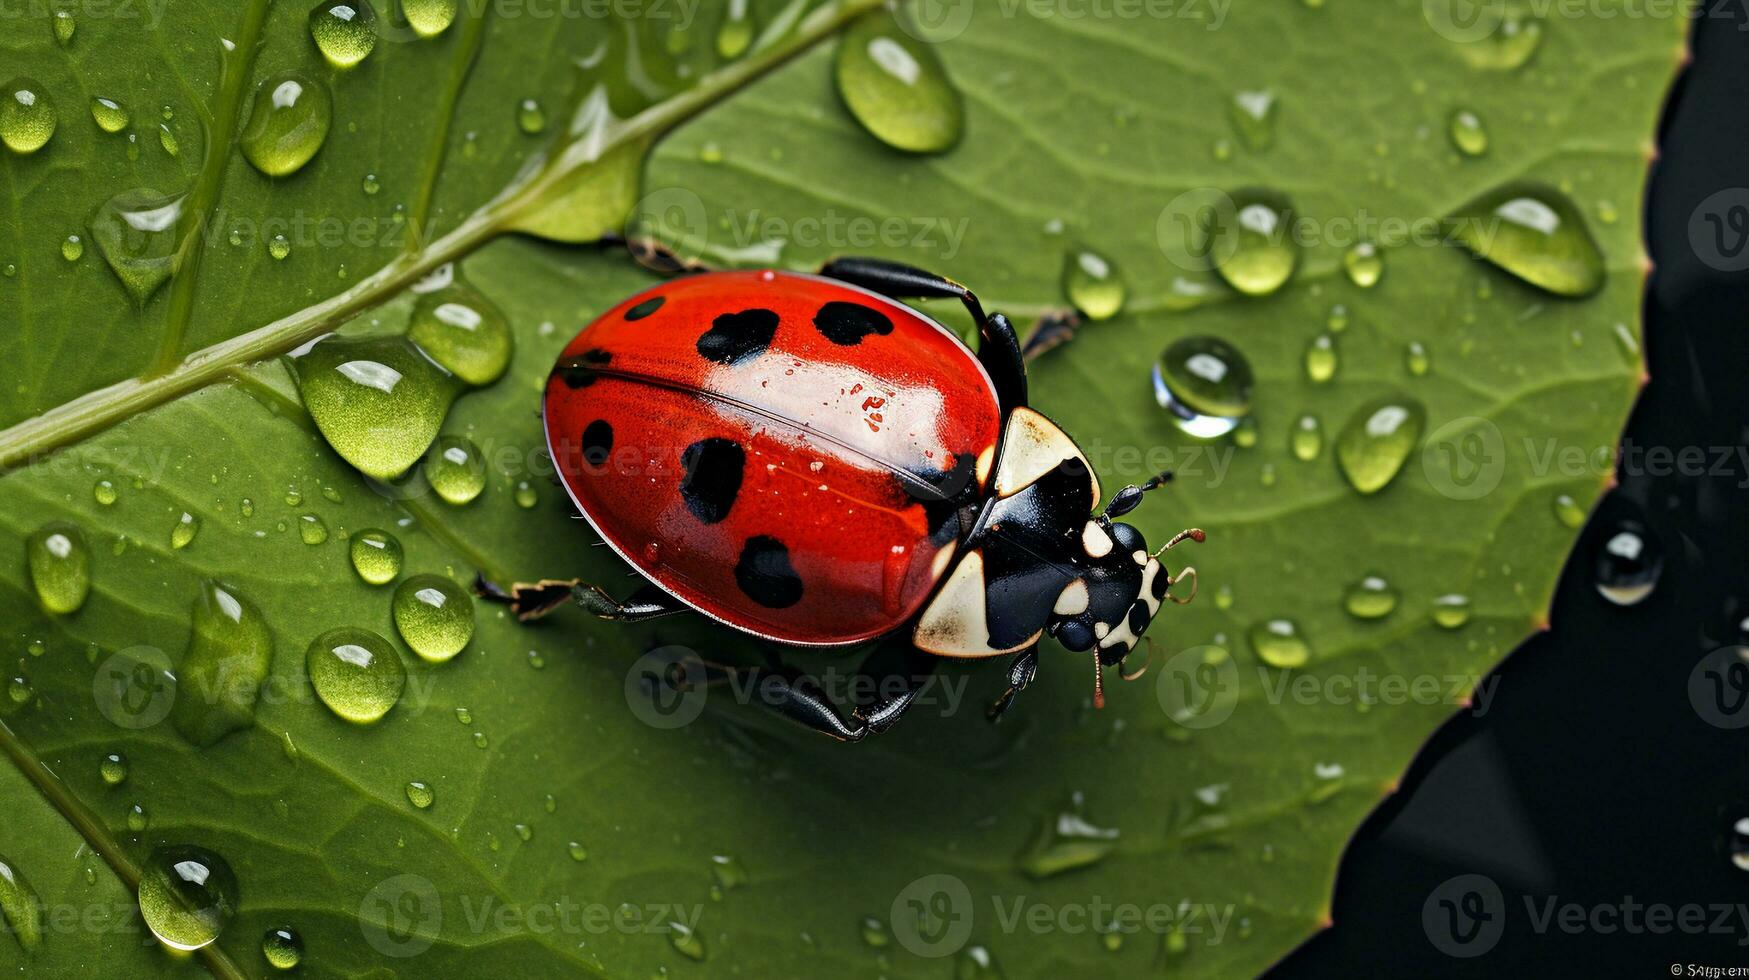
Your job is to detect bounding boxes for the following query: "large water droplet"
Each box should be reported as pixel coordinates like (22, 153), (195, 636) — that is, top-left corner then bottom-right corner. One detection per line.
(425, 435), (486, 504)
(834, 10), (963, 155)
(171, 581), (272, 747)
(1062, 247), (1127, 321)
(138, 845), (238, 951)
(1451, 182), (1604, 297)
(309, 0), (378, 69)
(392, 574), (474, 663)
(91, 97), (129, 133)
(1594, 519), (1662, 606)
(0, 857), (41, 952)
(1343, 575), (1399, 620)
(292, 335), (460, 481)
(89, 188), (186, 307)
(241, 72), (332, 178)
(1448, 108), (1488, 156)
(401, 0), (458, 38)
(1249, 618), (1310, 668)
(262, 927), (304, 970)
(1228, 89), (1276, 151)
(1208, 189), (1298, 296)
(1335, 396), (1425, 494)
(1152, 336), (1254, 438)
(407, 283), (513, 386)
(306, 627), (406, 724)
(1, 79), (56, 154)
(26, 522), (90, 614)
(349, 528), (403, 585)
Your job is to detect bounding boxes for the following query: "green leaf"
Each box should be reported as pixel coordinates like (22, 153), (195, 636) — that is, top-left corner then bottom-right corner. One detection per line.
(0, 1), (1684, 978)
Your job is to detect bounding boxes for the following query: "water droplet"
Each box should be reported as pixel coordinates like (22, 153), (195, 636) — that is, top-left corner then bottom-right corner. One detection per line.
(306, 627), (406, 724)
(834, 10), (963, 154)
(957, 944), (1001, 978)
(1594, 519), (1662, 606)
(1327, 303), (1349, 332)
(100, 752), (129, 786)
(1451, 182), (1604, 298)
(669, 920), (707, 961)
(88, 188), (186, 307)
(171, 511), (201, 550)
(1335, 396), (1425, 494)
(127, 803), (149, 832)
(1214, 584), (1234, 610)
(1304, 333), (1337, 383)
(425, 435), (486, 505)
(1, 79), (56, 154)
(1343, 576), (1399, 620)
(567, 840), (588, 862)
(405, 781), (434, 809)
(1343, 242), (1382, 288)
(139, 845), (238, 951)
(1290, 414), (1323, 461)
(93, 479), (118, 505)
(26, 523), (90, 614)
(516, 97), (546, 135)
(52, 10), (75, 45)
(91, 97), (129, 133)
(241, 72), (332, 178)
(1017, 802), (1119, 879)
(1448, 108), (1488, 156)
(699, 141), (724, 164)
(1439, 0), (1543, 70)
(1552, 493), (1585, 528)
(157, 122), (179, 158)
(262, 927), (303, 970)
(172, 582), (273, 747)
(1062, 247), (1126, 321)
(348, 528), (403, 585)
(60, 233), (83, 262)
(297, 513), (330, 546)
(1249, 618), (1310, 668)
(361, 172), (381, 196)
(1152, 336), (1254, 438)
(1208, 189), (1298, 296)
(0, 857), (42, 952)
(1730, 817), (1749, 872)
(401, 0), (458, 38)
(1228, 89), (1276, 151)
(710, 854), (747, 892)
(717, 4), (754, 58)
(1431, 593), (1472, 629)
(309, 1), (377, 69)
(407, 283), (513, 386)
(1405, 341), (1430, 377)
(861, 916), (889, 947)
(268, 234), (292, 260)
(392, 574), (474, 663)
(7, 676), (29, 705)
(291, 335), (460, 481)
(454, 706), (472, 725)
(513, 481), (538, 509)
(1231, 415), (1258, 449)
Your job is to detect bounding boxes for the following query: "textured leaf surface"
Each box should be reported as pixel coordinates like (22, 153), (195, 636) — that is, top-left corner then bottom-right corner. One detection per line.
(0, 1), (1683, 977)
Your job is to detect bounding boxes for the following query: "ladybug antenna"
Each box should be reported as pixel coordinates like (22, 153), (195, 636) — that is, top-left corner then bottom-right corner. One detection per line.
(1151, 527), (1208, 559)
(1092, 652), (1107, 710)
(1121, 637), (1157, 682)
(1104, 470), (1177, 519)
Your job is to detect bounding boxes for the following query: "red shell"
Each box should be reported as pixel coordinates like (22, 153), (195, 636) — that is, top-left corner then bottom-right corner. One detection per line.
(544, 270), (1002, 646)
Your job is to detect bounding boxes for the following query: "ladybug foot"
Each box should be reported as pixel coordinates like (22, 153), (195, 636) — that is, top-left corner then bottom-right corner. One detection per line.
(985, 646), (1040, 722)
(475, 575), (686, 624)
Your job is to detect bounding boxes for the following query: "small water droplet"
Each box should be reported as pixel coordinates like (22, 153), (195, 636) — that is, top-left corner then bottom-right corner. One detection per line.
(1335, 396), (1425, 494)
(1343, 575), (1399, 620)
(1062, 247), (1126, 321)
(1152, 336), (1254, 438)
(7, 677), (31, 705)
(1, 79), (56, 154)
(93, 479), (118, 505)
(392, 574), (475, 663)
(1431, 593), (1472, 629)
(425, 435), (487, 504)
(401, 0), (458, 38)
(157, 122), (179, 157)
(567, 841), (588, 862)
(1594, 519), (1662, 606)
(405, 780), (434, 809)
(860, 916), (889, 947)
(262, 927), (303, 970)
(52, 10), (75, 45)
(1343, 242), (1383, 288)
(1228, 89), (1276, 151)
(309, 1), (377, 69)
(516, 97), (546, 135)
(298, 513), (329, 545)
(1249, 618), (1310, 668)
(1552, 493), (1585, 528)
(171, 511), (201, 550)
(407, 282), (514, 386)
(291, 335), (461, 481)
(138, 845), (238, 951)
(1438, 0), (1543, 70)
(1017, 800), (1119, 879)
(100, 752), (129, 786)
(957, 944), (1002, 977)
(1208, 189), (1298, 296)
(26, 522), (90, 614)
(717, 3), (754, 58)
(268, 234), (292, 260)
(1214, 584), (1234, 610)
(1405, 341), (1430, 376)
(513, 481), (538, 509)
(362, 172), (381, 195)
(241, 72), (332, 177)
(306, 627), (406, 724)
(1451, 182), (1604, 297)
(89, 188), (186, 307)
(1231, 415), (1258, 449)
(1448, 108), (1488, 156)
(127, 803), (149, 832)
(454, 706), (472, 725)
(1304, 333), (1337, 383)
(1290, 414), (1323, 461)
(60, 234), (83, 262)
(0, 857), (42, 952)
(91, 97), (129, 133)
(834, 10), (963, 154)
(710, 854), (747, 892)
(349, 528), (403, 585)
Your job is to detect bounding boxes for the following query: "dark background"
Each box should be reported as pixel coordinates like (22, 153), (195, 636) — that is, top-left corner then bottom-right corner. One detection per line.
(1276, 8), (1749, 977)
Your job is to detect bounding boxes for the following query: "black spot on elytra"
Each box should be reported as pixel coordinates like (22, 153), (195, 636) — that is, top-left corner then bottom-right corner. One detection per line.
(1127, 603), (1150, 635)
(734, 536), (803, 609)
(679, 438), (745, 524)
(1151, 569), (1171, 601)
(624, 295), (665, 321)
(555, 349), (612, 388)
(813, 301), (893, 346)
(696, 308), (778, 365)
(581, 420), (613, 469)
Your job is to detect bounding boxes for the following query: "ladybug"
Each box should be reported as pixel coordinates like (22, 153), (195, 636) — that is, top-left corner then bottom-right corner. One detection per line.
(489, 257), (1203, 740)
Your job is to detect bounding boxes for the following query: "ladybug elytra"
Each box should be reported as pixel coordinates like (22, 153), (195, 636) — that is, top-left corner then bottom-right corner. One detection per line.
(488, 257), (1203, 740)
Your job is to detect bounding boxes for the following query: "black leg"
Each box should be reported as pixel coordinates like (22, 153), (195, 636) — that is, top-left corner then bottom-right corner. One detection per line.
(475, 575), (686, 624)
(819, 257), (1029, 412)
(986, 645), (1039, 721)
(686, 647), (937, 742)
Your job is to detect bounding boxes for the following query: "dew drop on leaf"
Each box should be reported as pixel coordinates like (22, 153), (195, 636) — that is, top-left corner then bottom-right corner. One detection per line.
(171, 581), (273, 747)
(241, 72), (333, 178)
(1552, 493), (1585, 529)
(425, 434), (487, 504)
(516, 97), (546, 135)
(1061, 247), (1127, 321)
(392, 574), (475, 663)
(405, 780), (434, 809)
(567, 841), (588, 862)
(668, 920), (707, 961)
(139, 846), (238, 952)
(1303, 333), (1337, 384)
(91, 96), (129, 133)
(268, 234), (291, 260)
(298, 513), (330, 546)
(88, 188), (186, 307)
(1151, 336), (1254, 439)
(306, 627), (407, 724)
(1342, 575), (1399, 620)
(1405, 341), (1430, 376)
(309, 0), (378, 69)
(262, 927), (304, 970)
(1016, 799), (1119, 879)
(171, 511), (201, 550)
(100, 752), (129, 786)
(1290, 414), (1322, 462)
(1228, 88), (1276, 151)
(1448, 108), (1488, 156)
(52, 10), (74, 45)
(834, 10), (963, 155)
(0, 857), (42, 952)
(717, 2), (754, 59)
(1431, 593), (1472, 629)
(349, 528), (403, 585)
(1450, 182), (1604, 297)
(402, 0), (458, 38)
(1334, 395), (1425, 494)
(61, 234), (83, 262)
(0, 78), (56, 154)
(127, 803), (149, 832)
(860, 916), (889, 947)
(1342, 241), (1382, 288)
(1249, 618), (1310, 668)
(26, 522), (90, 614)
(407, 282), (514, 386)
(291, 335), (461, 482)
(1206, 189), (1298, 296)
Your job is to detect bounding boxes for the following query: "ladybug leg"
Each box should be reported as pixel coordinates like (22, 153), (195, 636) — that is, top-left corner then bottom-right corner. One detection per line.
(718, 648), (937, 741)
(573, 582), (688, 623)
(985, 644), (1040, 722)
(818, 257), (1029, 412)
(474, 575), (685, 624)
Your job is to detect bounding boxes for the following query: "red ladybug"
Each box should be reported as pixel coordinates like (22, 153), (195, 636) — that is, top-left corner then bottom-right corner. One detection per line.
(492, 258), (1203, 740)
